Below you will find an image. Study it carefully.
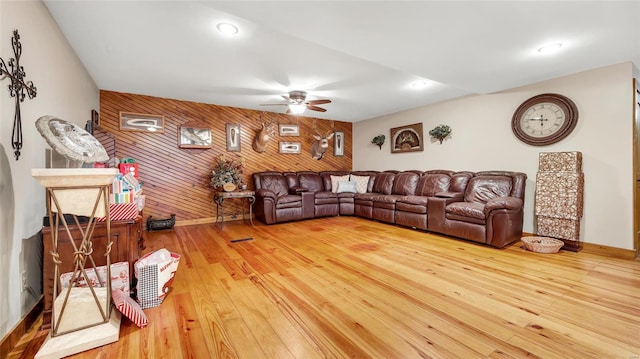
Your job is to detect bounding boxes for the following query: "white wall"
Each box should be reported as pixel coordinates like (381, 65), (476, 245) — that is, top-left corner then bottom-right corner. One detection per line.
(0, 0), (98, 339)
(354, 62), (635, 250)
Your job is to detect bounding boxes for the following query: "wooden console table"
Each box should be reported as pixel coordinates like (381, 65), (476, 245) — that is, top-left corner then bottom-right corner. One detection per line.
(213, 190), (255, 227)
(40, 216), (144, 330)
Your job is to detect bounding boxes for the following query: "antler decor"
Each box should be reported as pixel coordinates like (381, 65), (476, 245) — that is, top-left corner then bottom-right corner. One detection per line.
(310, 119), (335, 160)
(0, 30), (37, 160)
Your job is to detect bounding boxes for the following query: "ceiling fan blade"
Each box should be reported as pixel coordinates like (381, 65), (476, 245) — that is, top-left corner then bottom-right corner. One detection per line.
(307, 99), (331, 105)
(307, 105), (327, 112)
(281, 95), (292, 102)
(260, 103), (288, 106)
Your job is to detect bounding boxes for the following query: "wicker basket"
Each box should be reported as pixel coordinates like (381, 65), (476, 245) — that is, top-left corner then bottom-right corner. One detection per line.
(521, 236), (564, 254)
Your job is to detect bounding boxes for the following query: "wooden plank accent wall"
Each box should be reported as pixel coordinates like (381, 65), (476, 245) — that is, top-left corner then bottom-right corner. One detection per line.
(99, 90), (352, 226)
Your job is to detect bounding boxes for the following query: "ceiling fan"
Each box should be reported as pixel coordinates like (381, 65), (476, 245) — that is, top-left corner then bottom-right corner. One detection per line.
(260, 90), (331, 114)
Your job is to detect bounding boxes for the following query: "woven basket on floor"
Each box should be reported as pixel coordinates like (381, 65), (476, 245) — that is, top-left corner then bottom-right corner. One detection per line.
(521, 236), (564, 254)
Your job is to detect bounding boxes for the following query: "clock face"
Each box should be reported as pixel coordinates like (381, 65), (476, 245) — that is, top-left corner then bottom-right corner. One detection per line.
(512, 94), (578, 146)
(518, 102), (566, 138)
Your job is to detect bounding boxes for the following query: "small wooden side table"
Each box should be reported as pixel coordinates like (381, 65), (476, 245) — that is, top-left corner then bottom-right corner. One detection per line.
(213, 190), (255, 227)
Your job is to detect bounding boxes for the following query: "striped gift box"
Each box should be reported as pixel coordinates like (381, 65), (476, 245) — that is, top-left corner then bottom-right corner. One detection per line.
(98, 203), (139, 222)
(112, 288), (148, 328)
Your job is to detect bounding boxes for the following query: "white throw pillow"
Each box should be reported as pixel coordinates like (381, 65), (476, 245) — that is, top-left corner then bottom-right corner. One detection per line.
(330, 175), (350, 193)
(350, 175), (370, 194)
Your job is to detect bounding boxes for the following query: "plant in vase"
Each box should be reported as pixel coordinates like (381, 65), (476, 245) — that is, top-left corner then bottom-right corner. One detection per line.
(429, 124), (452, 144)
(210, 154), (244, 191)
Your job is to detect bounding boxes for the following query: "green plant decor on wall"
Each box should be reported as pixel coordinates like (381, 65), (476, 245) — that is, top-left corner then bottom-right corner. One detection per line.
(429, 125), (452, 144)
(371, 134), (385, 149)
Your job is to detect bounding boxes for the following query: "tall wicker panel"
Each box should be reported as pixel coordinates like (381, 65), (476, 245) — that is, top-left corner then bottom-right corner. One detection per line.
(534, 152), (584, 251)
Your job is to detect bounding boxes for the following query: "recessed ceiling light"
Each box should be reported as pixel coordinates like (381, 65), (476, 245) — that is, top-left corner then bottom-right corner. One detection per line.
(217, 22), (239, 36)
(410, 80), (429, 89)
(537, 43), (563, 54)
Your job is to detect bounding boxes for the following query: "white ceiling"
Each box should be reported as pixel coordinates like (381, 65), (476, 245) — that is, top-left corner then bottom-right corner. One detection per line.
(43, 1), (640, 122)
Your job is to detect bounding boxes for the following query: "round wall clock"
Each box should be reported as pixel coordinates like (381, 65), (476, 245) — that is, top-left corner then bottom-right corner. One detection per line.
(511, 93), (578, 146)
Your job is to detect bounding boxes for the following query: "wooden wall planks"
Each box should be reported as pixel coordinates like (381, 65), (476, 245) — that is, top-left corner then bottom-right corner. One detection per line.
(99, 90), (353, 226)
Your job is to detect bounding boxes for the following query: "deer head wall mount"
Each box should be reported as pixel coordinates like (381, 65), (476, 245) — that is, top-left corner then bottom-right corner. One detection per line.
(310, 124), (335, 160)
(252, 114), (277, 153)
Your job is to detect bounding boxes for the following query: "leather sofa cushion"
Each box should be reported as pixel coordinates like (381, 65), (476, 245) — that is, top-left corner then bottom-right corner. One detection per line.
(396, 197), (427, 214)
(446, 202), (486, 222)
(355, 193), (377, 201)
(373, 201), (395, 210)
(298, 172), (324, 192)
(391, 172), (419, 195)
(314, 191), (338, 204)
(284, 172), (298, 189)
(371, 194), (403, 203)
(315, 191), (337, 200)
(260, 174), (289, 197)
(451, 172), (473, 193)
(355, 198), (373, 206)
(464, 176), (513, 204)
(372, 172), (395, 194)
(275, 195), (302, 209)
(316, 197), (338, 205)
(397, 196), (429, 206)
(416, 173), (450, 196)
(477, 171), (527, 199)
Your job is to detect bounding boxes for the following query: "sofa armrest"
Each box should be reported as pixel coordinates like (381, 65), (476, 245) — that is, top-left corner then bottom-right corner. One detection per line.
(256, 189), (277, 201)
(289, 187), (308, 195)
(435, 191), (464, 200)
(484, 196), (523, 216)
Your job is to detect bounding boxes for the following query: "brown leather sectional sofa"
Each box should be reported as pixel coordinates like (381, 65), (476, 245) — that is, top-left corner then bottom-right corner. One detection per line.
(252, 170), (527, 248)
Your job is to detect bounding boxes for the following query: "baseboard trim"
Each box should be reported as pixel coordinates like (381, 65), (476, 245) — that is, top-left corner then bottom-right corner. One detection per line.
(522, 232), (635, 260)
(175, 217), (216, 227)
(175, 216), (253, 227)
(581, 242), (637, 260)
(0, 296), (43, 359)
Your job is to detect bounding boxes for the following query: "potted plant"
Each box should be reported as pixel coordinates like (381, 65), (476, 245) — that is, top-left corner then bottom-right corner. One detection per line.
(429, 124), (452, 144)
(210, 155), (244, 191)
(371, 134), (385, 149)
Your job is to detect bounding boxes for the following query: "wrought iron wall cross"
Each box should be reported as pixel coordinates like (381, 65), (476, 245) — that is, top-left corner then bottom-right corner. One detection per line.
(0, 29), (37, 160)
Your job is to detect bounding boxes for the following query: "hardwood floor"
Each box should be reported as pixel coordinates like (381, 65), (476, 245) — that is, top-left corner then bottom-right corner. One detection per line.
(11, 217), (640, 358)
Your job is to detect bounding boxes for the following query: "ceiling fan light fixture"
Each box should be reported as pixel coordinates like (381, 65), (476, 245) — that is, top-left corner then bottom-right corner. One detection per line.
(289, 104), (306, 114)
(217, 22), (239, 36)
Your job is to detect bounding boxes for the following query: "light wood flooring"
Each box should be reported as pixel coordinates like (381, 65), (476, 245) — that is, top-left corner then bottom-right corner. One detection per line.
(10, 217), (640, 358)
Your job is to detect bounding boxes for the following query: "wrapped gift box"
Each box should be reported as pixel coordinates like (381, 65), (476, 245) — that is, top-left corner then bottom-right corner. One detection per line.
(118, 163), (139, 179)
(98, 203), (139, 222)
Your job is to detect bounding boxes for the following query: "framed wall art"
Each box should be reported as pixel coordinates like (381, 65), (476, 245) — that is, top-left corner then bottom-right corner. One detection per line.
(179, 125), (212, 149)
(279, 141), (301, 154)
(226, 123), (241, 152)
(334, 131), (345, 156)
(390, 122), (424, 153)
(279, 124), (299, 136)
(119, 112), (165, 133)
